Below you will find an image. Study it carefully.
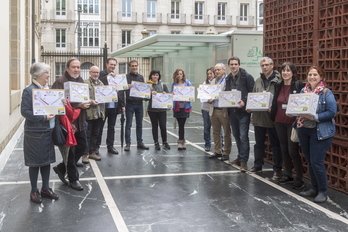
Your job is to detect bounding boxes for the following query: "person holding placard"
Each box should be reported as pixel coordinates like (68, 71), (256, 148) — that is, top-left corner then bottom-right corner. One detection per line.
(147, 69), (170, 150)
(296, 66), (337, 203)
(270, 62), (305, 189)
(170, 69), (193, 150)
(21, 62), (59, 203)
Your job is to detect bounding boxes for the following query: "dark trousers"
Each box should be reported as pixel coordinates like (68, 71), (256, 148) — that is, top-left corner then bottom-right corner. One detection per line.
(229, 113), (251, 162)
(254, 126), (282, 171)
(148, 111), (167, 143)
(202, 109), (211, 149)
(57, 129), (87, 182)
(125, 103), (143, 144)
(298, 127), (333, 194)
(97, 107), (117, 149)
(176, 118), (187, 140)
(87, 118), (104, 153)
(275, 122), (303, 180)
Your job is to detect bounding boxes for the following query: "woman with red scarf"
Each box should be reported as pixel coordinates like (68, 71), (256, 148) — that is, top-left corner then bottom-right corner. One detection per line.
(296, 66), (337, 203)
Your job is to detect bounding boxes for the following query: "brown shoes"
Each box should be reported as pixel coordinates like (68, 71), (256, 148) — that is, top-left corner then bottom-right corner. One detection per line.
(240, 161), (248, 172)
(89, 152), (101, 161)
(41, 188), (59, 200)
(30, 190), (42, 204)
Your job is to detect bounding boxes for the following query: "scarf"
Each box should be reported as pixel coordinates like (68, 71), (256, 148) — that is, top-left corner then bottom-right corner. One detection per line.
(296, 82), (325, 128)
(33, 79), (49, 89)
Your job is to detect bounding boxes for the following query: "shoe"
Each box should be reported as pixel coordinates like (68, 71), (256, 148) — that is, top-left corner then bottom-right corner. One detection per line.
(89, 152), (102, 161)
(249, 166), (262, 173)
(177, 140), (183, 150)
(124, 143), (131, 151)
(82, 154), (89, 164)
(208, 152), (222, 159)
(273, 170), (283, 179)
(155, 142), (160, 150)
(240, 161), (248, 172)
(278, 176), (294, 184)
(70, 181), (84, 191)
(231, 158), (241, 166)
(53, 166), (68, 185)
(30, 190), (42, 204)
(204, 147), (210, 152)
(220, 155), (229, 161)
(292, 180), (305, 190)
(299, 189), (317, 197)
(163, 142), (171, 150)
(182, 140), (186, 150)
(107, 147), (119, 154)
(76, 162), (84, 167)
(137, 143), (149, 150)
(41, 188), (59, 200)
(314, 193), (328, 203)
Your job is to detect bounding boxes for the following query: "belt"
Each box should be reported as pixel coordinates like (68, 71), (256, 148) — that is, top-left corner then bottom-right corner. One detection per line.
(214, 107), (223, 110)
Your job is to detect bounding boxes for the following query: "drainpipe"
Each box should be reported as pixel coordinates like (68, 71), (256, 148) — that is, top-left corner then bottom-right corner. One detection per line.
(31, 0), (36, 63)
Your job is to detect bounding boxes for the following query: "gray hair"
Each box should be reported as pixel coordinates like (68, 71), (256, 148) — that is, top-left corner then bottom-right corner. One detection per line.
(30, 62), (50, 79)
(259, 57), (274, 65)
(215, 63), (226, 70)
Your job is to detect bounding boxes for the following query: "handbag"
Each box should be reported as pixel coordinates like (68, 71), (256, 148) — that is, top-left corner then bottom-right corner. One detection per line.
(52, 120), (67, 146)
(290, 127), (299, 143)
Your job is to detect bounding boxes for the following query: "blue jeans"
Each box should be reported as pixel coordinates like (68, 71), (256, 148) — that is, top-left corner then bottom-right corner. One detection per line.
(298, 127), (333, 194)
(201, 109), (211, 149)
(229, 113), (251, 162)
(254, 126), (282, 171)
(125, 103), (144, 144)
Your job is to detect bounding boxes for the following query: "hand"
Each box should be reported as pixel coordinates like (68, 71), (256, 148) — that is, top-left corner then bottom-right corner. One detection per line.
(46, 114), (55, 120)
(79, 102), (91, 109)
(61, 98), (67, 106)
(237, 100), (245, 108)
(207, 99), (213, 103)
(302, 114), (315, 121)
(128, 84), (132, 89)
(90, 100), (98, 106)
(122, 107), (125, 112)
(152, 91), (157, 95)
(246, 109), (252, 113)
(108, 72), (116, 77)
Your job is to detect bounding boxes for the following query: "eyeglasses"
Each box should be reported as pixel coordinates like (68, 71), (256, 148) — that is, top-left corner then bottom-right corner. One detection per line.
(261, 64), (271, 67)
(91, 71), (99, 74)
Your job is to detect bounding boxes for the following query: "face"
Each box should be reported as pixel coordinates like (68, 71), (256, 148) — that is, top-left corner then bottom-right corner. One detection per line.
(214, 65), (225, 78)
(307, 68), (322, 88)
(129, 62), (138, 74)
(151, 73), (159, 82)
(281, 65), (293, 82)
(176, 70), (184, 81)
(106, 60), (117, 73)
(260, 60), (274, 77)
(66, 60), (81, 78)
(207, 70), (214, 80)
(36, 71), (50, 86)
(228, 60), (240, 75)
(89, 67), (100, 82)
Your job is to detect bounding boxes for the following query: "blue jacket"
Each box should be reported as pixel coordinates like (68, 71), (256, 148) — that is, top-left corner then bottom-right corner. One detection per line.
(21, 83), (51, 132)
(302, 88), (337, 140)
(170, 79), (193, 110)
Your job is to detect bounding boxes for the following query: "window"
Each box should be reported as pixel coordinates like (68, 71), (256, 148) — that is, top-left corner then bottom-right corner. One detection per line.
(55, 62), (65, 79)
(77, 0), (99, 14)
(195, 2), (203, 20)
(80, 22), (99, 47)
(56, 0), (66, 16)
(171, 31), (180, 34)
(171, 1), (180, 19)
(147, 0), (156, 18)
(240, 3), (248, 22)
(195, 32), (203, 34)
(217, 3), (226, 20)
(122, 0), (132, 17)
(258, 3), (264, 25)
(56, 29), (66, 48)
(149, 31), (156, 36)
(122, 30), (131, 47)
(119, 63), (127, 74)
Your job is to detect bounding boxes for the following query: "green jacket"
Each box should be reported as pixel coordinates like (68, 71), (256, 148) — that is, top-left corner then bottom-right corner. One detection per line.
(85, 78), (105, 121)
(251, 70), (281, 128)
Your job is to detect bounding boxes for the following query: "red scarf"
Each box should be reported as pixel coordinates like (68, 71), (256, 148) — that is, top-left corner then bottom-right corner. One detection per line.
(296, 82), (325, 128)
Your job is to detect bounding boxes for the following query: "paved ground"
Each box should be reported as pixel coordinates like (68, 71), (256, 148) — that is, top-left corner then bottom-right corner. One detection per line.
(0, 112), (348, 232)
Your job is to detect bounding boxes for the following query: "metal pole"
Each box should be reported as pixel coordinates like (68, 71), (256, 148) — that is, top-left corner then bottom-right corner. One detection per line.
(103, 42), (108, 70)
(31, 0), (36, 63)
(77, 9), (81, 60)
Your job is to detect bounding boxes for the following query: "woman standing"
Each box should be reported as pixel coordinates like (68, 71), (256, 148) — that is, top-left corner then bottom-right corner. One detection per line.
(147, 70), (171, 150)
(171, 69), (193, 150)
(270, 62), (305, 189)
(297, 66), (337, 203)
(200, 67), (215, 151)
(21, 62), (59, 204)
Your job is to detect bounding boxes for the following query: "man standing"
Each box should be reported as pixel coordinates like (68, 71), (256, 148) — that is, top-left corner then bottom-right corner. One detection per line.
(52, 58), (90, 191)
(208, 63), (232, 161)
(119, 60), (149, 151)
(225, 57), (255, 172)
(98, 58), (122, 155)
(249, 57), (282, 179)
(82, 66), (105, 164)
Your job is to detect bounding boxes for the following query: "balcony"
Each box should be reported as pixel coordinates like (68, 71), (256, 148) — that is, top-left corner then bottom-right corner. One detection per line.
(142, 13), (162, 24)
(236, 16), (255, 27)
(167, 14), (186, 25)
(214, 15), (233, 26)
(41, 9), (74, 22)
(117, 12), (137, 24)
(191, 14), (210, 25)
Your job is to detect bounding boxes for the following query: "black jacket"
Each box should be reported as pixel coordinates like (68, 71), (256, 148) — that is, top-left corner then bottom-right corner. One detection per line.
(118, 72), (145, 105)
(270, 80), (305, 121)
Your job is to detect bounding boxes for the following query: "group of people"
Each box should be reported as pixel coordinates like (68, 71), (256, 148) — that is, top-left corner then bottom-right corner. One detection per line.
(21, 56), (337, 204)
(200, 57), (337, 203)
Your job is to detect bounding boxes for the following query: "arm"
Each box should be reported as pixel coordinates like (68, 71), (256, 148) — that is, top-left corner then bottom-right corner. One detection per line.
(317, 90), (337, 122)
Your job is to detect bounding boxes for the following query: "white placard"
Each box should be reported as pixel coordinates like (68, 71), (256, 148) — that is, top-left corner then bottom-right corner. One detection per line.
(218, 90), (242, 107)
(95, 85), (118, 103)
(32, 89), (65, 115)
(64, 81), (90, 103)
(197, 84), (222, 100)
(129, 81), (151, 99)
(152, 93), (173, 109)
(286, 93), (319, 116)
(246, 92), (273, 111)
(107, 74), (129, 90)
(173, 86), (195, 102)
